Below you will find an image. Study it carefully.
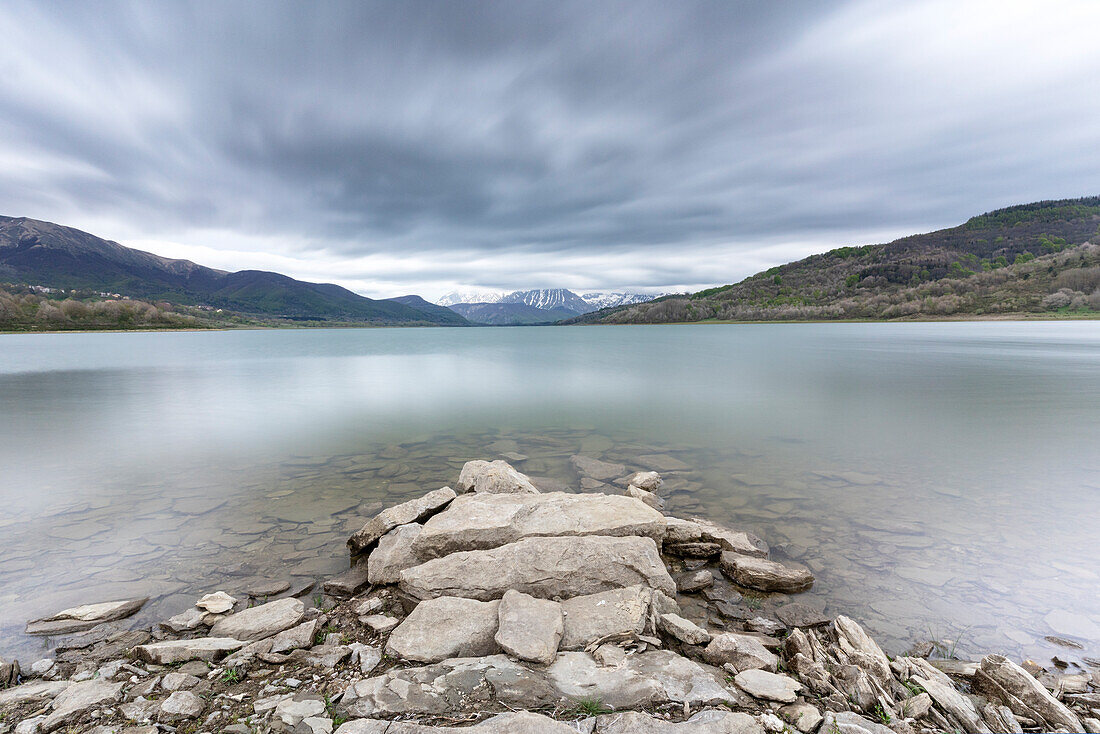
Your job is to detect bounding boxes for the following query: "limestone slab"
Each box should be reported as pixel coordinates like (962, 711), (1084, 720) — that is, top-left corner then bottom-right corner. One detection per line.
(560, 586), (652, 650)
(386, 596), (501, 663)
(134, 637), (245, 664)
(25, 597), (148, 635)
(496, 589), (564, 665)
(457, 460), (540, 494)
(347, 486), (457, 552)
(368, 522), (423, 584)
(208, 597), (305, 641)
(719, 553), (813, 593)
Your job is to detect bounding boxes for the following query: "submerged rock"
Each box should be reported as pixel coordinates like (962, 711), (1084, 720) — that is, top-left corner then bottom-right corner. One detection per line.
(400, 535), (676, 602)
(347, 486), (457, 553)
(411, 491), (667, 560)
(457, 459), (540, 494)
(571, 454), (627, 481)
(25, 597), (148, 635)
(719, 553), (813, 593)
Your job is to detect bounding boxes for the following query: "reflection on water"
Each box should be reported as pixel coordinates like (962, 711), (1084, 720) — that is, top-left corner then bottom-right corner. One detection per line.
(1, 323), (1099, 662)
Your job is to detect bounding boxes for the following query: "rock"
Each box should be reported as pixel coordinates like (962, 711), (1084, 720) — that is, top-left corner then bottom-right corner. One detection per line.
(594, 644), (628, 667)
(912, 672), (991, 733)
(335, 711), (581, 732)
(834, 616), (891, 682)
(775, 602), (830, 628)
(270, 618), (321, 653)
(571, 454), (627, 480)
(39, 679), (124, 732)
(595, 710), (763, 733)
(246, 578), (292, 597)
(293, 644), (352, 669)
(1044, 609), (1100, 639)
(120, 697), (161, 723)
(368, 522), (423, 584)
(159, 690), (205, 721)
(975, 653), (1083, 733)
(665, 542), (724, 558)
(348, 642), (382, 674)
(302, 717), (335, 734)
(161, 672), (200, 691)
(275, 695), (326, 726)
(323, 561), (371, 596)
(347, 486), (457, 552)
(665, 518), (769, 558)
(457, 459), (540, 494)
(818, 711), (894, 734)
(677, 570), (714, 593)
(719, 553), (813, 593)
(560, 585), (652, 650)
(496, 589), (564, 665)
(343, 651), (731, 717)
(196, 591), (237, 614)
(361, 614), (399, 633)
(777, 702), (822, 732)
(209, 597), (305, 641)
(0, 680), (70, 707)
(161, 606), (205, 633)
(704, 633), (778, 672)
(14, 717), (46, 734)
(0, 655), (18, 687)
(400, 535), (676, 601)
(412, 491), (667, 560)
(982, 702), (1024, 734)
(732, 669), (800, 702)
(24, 597), (148, 635)
(928, 658), (978, 677)
(386, 596), (501, 663)
(901, 692), (933, 719)
(29, 657), (55, 677)
(625, 471), (662, 492)
(354, 597), (384, 616)
(626, 484), (665, 510)
(658, 613), (711, 645)
(134, 637), (245, 664)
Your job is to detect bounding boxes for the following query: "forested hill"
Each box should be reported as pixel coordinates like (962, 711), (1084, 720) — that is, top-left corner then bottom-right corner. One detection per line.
(569, 197), (1100, 323)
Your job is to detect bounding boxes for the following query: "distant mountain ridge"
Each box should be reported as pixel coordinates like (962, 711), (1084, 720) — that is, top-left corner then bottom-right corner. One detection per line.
(0, 215), (461, 324)
(438, 287), (665, 324)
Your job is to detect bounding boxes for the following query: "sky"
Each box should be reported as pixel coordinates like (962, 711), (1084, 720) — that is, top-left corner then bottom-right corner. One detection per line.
(2, 1), (1100, 301)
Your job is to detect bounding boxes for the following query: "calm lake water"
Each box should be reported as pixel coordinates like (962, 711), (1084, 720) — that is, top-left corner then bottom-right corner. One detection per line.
(1, 323), (1099, 662)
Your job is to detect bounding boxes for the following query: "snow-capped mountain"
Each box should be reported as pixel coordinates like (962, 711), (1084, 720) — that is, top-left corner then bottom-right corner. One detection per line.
(436, 289), (506, 307)
(501, 288), (591, 313)
(580, 291), (668, 310)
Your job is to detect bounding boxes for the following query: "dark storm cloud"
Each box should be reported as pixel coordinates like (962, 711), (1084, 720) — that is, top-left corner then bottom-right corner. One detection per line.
(1, 0), (1099, 296)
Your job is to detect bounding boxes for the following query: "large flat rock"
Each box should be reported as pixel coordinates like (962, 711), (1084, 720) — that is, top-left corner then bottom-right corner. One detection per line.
(368, 522), (423, 584)
(400, 535), (676, 602)
(134, 637), (246, 664)
(343, 650), (734, 717)
(0, 680), (71, 707)
(386, 596), (501, 663)
(665, 518), (768, 559)
(496, 589), (563, 665)
(336, 711), (580, 733)
(596, 710), (764, 733)
(560, 585), (652, 650)
(25, 597), (148, 635)
(40, 679), (124, 732)
(412, 491), (667, 559)
(719, 553), (813, 593)
(208, 597), (305, 641)
(348, 486), (456, 553)
(975, 653), (1083, 733)
(457, 460), (540, 494)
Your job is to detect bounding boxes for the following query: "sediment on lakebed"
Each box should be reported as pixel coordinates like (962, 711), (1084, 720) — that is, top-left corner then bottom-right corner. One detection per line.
(1, 457), (1097, 734)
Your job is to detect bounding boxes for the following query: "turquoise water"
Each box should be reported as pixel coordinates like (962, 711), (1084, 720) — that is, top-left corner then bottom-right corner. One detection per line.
(1, 323), (1098, 662)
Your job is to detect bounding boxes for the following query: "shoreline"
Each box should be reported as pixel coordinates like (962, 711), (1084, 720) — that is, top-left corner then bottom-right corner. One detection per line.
(1, 458), (1095, 733)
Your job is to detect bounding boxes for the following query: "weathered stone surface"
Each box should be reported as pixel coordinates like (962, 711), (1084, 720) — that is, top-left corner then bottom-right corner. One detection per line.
(818, 712), (893, 734)
(732, 669), (800, 702)
(413, 491), (667, 560)
(595, 710), (762, 733)
(361, 614), (399, 633)
(348, 642), (382, 674)
(209, 597), (305, 641)
(665, 542), (724, 558)
(719, 553), (813, 593)
(901, 692), (933, 719)
(774, 602), (830, 628)
(457, 460), (540, 494)
(386, 596), (501, 663)
(161, 672), (201, 691)
(335, 711), (581, 733)
(344, 651), (732, 717)
(976, 653), (1083, 733)
(677, 570), (714, 593)
(625, 471), (662, 492)
(348, 486), (457, 552)
(323, 560), (371, 596)
(270, 618), (320, 654)
(0, 655), (19, 688)
(703, 633), (777, 673)
(571, 454), (627, 481)
(159, 690), (205, 721)
(834, 616), (891, 682)
(777, 702), (822, 733)
(659, 613), (711, 645)
(368, 522), (423, 584)
(134, 637), (245, 664)
(626, 484), (665, 510)
(665, 518), (768, 558)
(25, 597), (148, 635)
(1044, 608), (1100, 639)
(560, 585), (652, 650)
(40, 679), (124, 732)
(0, 680), (70, 707)
(119, 697), (160, 722)
(496, 589), (563, 665)
(196, 591), (236, 614)
(400, 535), (676, 601)
(275, 695), (326, 726)
(161, 606), (205, 633)
(913, 672), (991, 733)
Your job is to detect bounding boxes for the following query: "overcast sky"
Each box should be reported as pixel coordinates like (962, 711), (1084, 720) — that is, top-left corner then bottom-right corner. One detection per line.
(2, 1), (1099, 300)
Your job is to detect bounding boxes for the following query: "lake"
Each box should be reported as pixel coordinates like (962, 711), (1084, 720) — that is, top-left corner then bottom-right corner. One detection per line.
(1, 322), (1098, 662)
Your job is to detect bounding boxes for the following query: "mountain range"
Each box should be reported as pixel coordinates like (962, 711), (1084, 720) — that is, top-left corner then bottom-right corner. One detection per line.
(440, 288), (666, 324)
(569, 197), (1100, 324)
(0, 216), (467, 325)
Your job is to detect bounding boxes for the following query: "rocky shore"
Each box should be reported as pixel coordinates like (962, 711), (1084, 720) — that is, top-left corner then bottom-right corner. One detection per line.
(1, 458), (1097, 734)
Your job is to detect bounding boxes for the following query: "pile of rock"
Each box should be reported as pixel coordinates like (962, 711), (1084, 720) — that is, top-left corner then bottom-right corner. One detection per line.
(1, 457), (1098, 734)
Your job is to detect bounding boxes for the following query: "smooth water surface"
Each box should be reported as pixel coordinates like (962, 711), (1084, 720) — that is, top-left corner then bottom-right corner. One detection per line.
(1, 323), (1098, 661)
